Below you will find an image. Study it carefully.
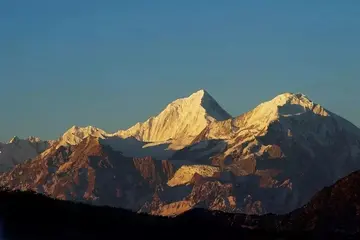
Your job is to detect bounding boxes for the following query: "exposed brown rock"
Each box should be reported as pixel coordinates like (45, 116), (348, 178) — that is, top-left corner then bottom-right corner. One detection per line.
(266, 144), (283, 159)
(152, 200), (193, 216)
(133, 156), (175, 185)
(0, 136), (175, 211)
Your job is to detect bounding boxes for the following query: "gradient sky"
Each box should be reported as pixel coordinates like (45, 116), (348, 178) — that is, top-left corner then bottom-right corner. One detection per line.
(0, 1), (359, 141)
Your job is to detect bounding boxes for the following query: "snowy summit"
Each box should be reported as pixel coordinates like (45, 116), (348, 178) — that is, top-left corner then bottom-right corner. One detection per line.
(115, 89), (232, 143)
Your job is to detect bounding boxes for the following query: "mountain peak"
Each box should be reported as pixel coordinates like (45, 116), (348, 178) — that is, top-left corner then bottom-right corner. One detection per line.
(270, 92), (310, 105)
(192, 88), (208, 94)
(60, 125), (109, 146)
(175, 89), (211, 104)
(26, 136), (42, 143)
(188, 89), (209, 98)
(8, 136), (20, 144)
(256, 92), (317, 113)
(172, 89), (231, 121)
(116, 90), (232, 144)
(231, 92), (331, 134)
(65, 125), (105, 134)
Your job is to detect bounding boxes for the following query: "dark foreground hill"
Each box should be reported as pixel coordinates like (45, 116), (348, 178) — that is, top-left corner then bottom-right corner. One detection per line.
(0, 189), (270, 240)
(0, 170), (360, 240)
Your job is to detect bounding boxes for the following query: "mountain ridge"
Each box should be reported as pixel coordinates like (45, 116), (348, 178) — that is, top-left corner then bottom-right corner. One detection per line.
(2, 90), (359, 143)
(114, 89), (232, 146)
(1, 89), (360, 217)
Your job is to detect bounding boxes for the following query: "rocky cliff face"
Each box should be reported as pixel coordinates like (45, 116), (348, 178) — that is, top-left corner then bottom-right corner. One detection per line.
(0, 137), (175, 211)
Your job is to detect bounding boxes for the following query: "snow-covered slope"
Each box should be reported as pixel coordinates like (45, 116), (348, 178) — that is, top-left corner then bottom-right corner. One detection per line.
(58, 125), (110, 146)
(115, 90), (232, 146)
(100, 137), (175, 159)
(224, 92), (360, 155)
(167, 165), (220, 187)
(194, 92), (360, 142)
(238, 92), (329, 129)
(0, 136), (51, 172)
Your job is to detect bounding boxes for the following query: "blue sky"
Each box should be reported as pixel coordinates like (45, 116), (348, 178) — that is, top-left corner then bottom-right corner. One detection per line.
(0, 1), (359, 141)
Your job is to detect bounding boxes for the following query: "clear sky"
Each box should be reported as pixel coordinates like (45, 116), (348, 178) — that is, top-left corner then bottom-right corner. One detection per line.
(0, 1), (359, 141)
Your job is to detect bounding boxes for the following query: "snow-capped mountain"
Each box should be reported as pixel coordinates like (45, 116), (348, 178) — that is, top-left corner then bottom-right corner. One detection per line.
(58, 125), (110, 146)
(114, 89), (232, 149)
(1, 90), (360, 217)
(0, 125), (118, 175)
(0, 136), (52, 172)
(181, 92), (360, 214)
(191, 92), (359, 141)
(44, 90), (231, 152)
(145, 92), (360, 215)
